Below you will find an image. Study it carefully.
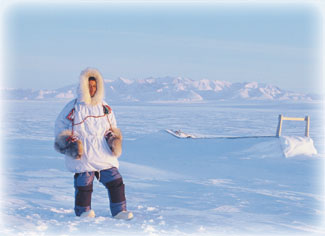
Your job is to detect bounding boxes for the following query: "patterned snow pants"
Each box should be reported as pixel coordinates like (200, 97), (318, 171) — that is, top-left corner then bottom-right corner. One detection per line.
(74, 167), (126, 217)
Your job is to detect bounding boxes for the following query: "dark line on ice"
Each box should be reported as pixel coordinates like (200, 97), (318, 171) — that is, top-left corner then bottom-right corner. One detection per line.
(165, 130), (277, 139)
(214, 136), (277, 139)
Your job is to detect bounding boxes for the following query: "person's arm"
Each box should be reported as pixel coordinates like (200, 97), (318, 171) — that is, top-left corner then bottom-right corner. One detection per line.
(105, 108), (123, 157)
(54, 101), (74, 137)
(54, 100), (83, 159)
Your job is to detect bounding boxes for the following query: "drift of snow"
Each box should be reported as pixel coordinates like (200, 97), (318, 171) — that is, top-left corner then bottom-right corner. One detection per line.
(166, 129), (319, 159)
(165, 129), (198, 138)
(280, 136), (318, 158)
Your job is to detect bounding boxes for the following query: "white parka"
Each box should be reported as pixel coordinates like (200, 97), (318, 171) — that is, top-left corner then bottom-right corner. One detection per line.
(55, 68), (119, 173)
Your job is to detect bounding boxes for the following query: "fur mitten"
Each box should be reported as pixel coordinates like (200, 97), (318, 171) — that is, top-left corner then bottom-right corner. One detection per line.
(105, 127), (123, 157)
(54, 130), (83, 159)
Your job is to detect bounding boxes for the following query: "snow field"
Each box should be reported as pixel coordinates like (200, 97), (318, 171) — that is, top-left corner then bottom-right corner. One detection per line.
(1, 101), (324, 236)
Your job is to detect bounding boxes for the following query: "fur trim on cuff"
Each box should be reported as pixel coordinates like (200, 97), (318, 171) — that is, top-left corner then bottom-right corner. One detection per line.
(106, 127), (123, 158)
(54, 130), (83, 159)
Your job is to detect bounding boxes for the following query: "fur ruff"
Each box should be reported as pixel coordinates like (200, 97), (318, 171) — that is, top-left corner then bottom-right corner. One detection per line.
(106, 127), (123, 158)
(78, 67), (104, 106)
(54, 130), (83, 159)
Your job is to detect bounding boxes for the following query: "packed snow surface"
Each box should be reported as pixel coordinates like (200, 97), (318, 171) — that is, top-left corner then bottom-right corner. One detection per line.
(1, 100), (324, 236)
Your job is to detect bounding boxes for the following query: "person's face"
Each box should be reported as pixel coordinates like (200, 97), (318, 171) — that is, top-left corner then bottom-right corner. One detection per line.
(89, 80), (97, 97)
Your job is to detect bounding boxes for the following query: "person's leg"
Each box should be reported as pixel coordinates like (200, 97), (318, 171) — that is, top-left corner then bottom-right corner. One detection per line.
(98, 167), (127, 216)
(74, 171), (95, 216)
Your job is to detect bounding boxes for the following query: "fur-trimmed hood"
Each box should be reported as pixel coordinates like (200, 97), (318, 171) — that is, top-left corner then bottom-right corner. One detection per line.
(77, 68), (105, 106)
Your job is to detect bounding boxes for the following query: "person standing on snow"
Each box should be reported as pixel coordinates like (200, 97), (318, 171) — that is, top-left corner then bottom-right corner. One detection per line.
(54, 68), (133, 220)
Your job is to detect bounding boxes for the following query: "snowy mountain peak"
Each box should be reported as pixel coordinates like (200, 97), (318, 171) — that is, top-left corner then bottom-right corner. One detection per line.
(244, 82), (259, 89)
(117, 77), (134, 85)
(194, 79), (213, 91)
(1, 76), (317, 102)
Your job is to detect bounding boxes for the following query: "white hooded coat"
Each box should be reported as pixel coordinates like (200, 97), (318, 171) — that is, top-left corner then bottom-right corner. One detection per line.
(55, 68), (119, 173)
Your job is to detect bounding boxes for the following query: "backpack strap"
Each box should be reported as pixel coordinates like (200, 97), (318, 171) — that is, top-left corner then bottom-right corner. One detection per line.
(65, 99), (77, 141)
(66, 99), (77, 121)
(103, 104), (113, 130)
(66, 108), (75, 121)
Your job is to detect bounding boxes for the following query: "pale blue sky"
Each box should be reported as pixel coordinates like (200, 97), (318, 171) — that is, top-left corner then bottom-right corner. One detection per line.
(3, 2), (322, 93)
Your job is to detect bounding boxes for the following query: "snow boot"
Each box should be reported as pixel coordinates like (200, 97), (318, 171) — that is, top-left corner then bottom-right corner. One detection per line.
(113, 211), (133, 220)
(80, 209), (95, 218)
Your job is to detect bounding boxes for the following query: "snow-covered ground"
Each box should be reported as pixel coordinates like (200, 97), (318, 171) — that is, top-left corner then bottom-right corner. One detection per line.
(1, 100), (324, 236)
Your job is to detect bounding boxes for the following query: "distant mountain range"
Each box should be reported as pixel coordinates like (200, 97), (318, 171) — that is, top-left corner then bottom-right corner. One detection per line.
(1, 76), (321, 103)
